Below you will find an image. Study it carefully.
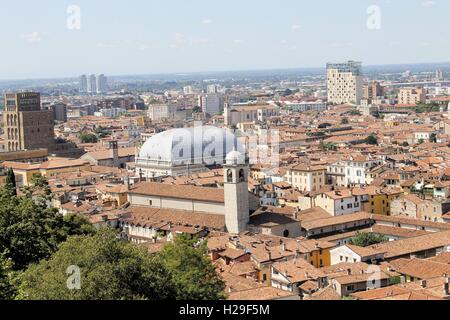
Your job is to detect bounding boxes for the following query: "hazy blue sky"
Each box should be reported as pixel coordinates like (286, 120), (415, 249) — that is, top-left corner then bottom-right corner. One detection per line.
(1, 0), (449, 79)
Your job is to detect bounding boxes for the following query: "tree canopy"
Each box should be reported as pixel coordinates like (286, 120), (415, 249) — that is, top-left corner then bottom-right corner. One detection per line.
(155, 234), (226, 300)
(348, 232), (388, 247)
(5, 168), (16, 196)
(18, 229), (175, 300)
(79, 133), (98, 143)
(15, 230), (226, 300)
(0, 183), (95, 271)
(365, 134), (378, 145)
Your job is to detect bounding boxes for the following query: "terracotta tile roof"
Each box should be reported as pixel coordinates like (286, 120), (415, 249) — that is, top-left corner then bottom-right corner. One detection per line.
(370, 230), (450, 259)
(333, 271), (390, 285)
(371, 214), (450, 231)
(129, 181), (224, 203)
(305, 285), (341, 300)
(301, 212), (371, 230)
(371, 225), (431, 238)
(219, 248), (248, 260)
(122, 206), (225, 230)
(389, 258), (450, 280)
(428, 252), (450, 264)
(272, 259), (326, 283)
(84, 147), (136, 160)
(228, 286), (297, 300)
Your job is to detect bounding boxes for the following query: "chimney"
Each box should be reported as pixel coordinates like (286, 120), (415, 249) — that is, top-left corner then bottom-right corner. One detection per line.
(280, 242), (286, 252)
(400, 276), (406, 285)
(347, 268), (352, 275)
(109, 140), (119, 168)
(420, 280), (427, 288)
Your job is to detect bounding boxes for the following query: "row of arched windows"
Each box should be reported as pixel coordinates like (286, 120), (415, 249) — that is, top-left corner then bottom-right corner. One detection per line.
(8, 141), (19, 151)
(6, 114), (18, 126)
(7, 128), (18, 140)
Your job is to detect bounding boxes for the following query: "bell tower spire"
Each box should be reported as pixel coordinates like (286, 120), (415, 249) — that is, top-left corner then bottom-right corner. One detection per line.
(223, 150), (249, 234)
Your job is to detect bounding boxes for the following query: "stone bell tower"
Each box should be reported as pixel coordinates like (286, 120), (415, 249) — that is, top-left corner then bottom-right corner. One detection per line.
(223, 150), (249, 234)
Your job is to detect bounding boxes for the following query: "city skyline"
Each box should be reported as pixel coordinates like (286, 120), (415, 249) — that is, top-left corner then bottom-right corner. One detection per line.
(1, 0), (449, 80)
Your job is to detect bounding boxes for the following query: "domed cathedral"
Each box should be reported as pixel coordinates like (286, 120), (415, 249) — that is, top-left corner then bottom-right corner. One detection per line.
(135, 126), (245, 179)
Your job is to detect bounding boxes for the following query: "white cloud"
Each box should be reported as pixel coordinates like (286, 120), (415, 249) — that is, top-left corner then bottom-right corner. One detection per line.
(20, 32), (42, 43)
(233, 39), (243, 45)
(280, 40), (288, 45)
(422, 0), (436, 7)
(201, 19), (213, 24)
(291, 24), (301, 31)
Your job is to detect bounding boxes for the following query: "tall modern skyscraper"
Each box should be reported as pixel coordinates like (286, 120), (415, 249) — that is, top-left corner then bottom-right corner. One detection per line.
(327, 61), (363, 105)
(88, 74), (97, 94)
(3, 92), (55, 152)
(96, 74), (108, 94)
(79, 75), (88, 93)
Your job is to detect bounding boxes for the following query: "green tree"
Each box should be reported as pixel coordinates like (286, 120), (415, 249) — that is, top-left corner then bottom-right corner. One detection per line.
(5, 168), (17, 196)
(192, 106), (202, 113)
(0, 186), (95, 271)
(94, 126), (111, 138)
(18, 229), (175, 300)
(429, 133), (437, 143)
(389, 276), (402, 285)
(348, 232), (388, 247)
(348, 109), (362, 116)
(0, 251), (15, 300)
(365, 134), (378, 145)
(156, 234), (226, 300)
(79, 133), (98, 143)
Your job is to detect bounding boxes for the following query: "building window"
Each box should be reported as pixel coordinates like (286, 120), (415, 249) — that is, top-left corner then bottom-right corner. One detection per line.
(227, 170), (233, 183)
(239, 169), (245, 182)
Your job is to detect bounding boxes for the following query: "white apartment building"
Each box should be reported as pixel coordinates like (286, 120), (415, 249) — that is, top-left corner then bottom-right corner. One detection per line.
(314, 189), (368, 216)
(413, 128), (437, 144)
(327, 156), (383, 187)
(183, 86), (195, 95)
(147, 104), (179, 123)
(87, 74), (97, 94)
(283, 100), (327, 113)
(327, 61), (363, 105)
(96, 74), (108, 94)
(79, 75), (88, 93)
(95, 108), (125, 118)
